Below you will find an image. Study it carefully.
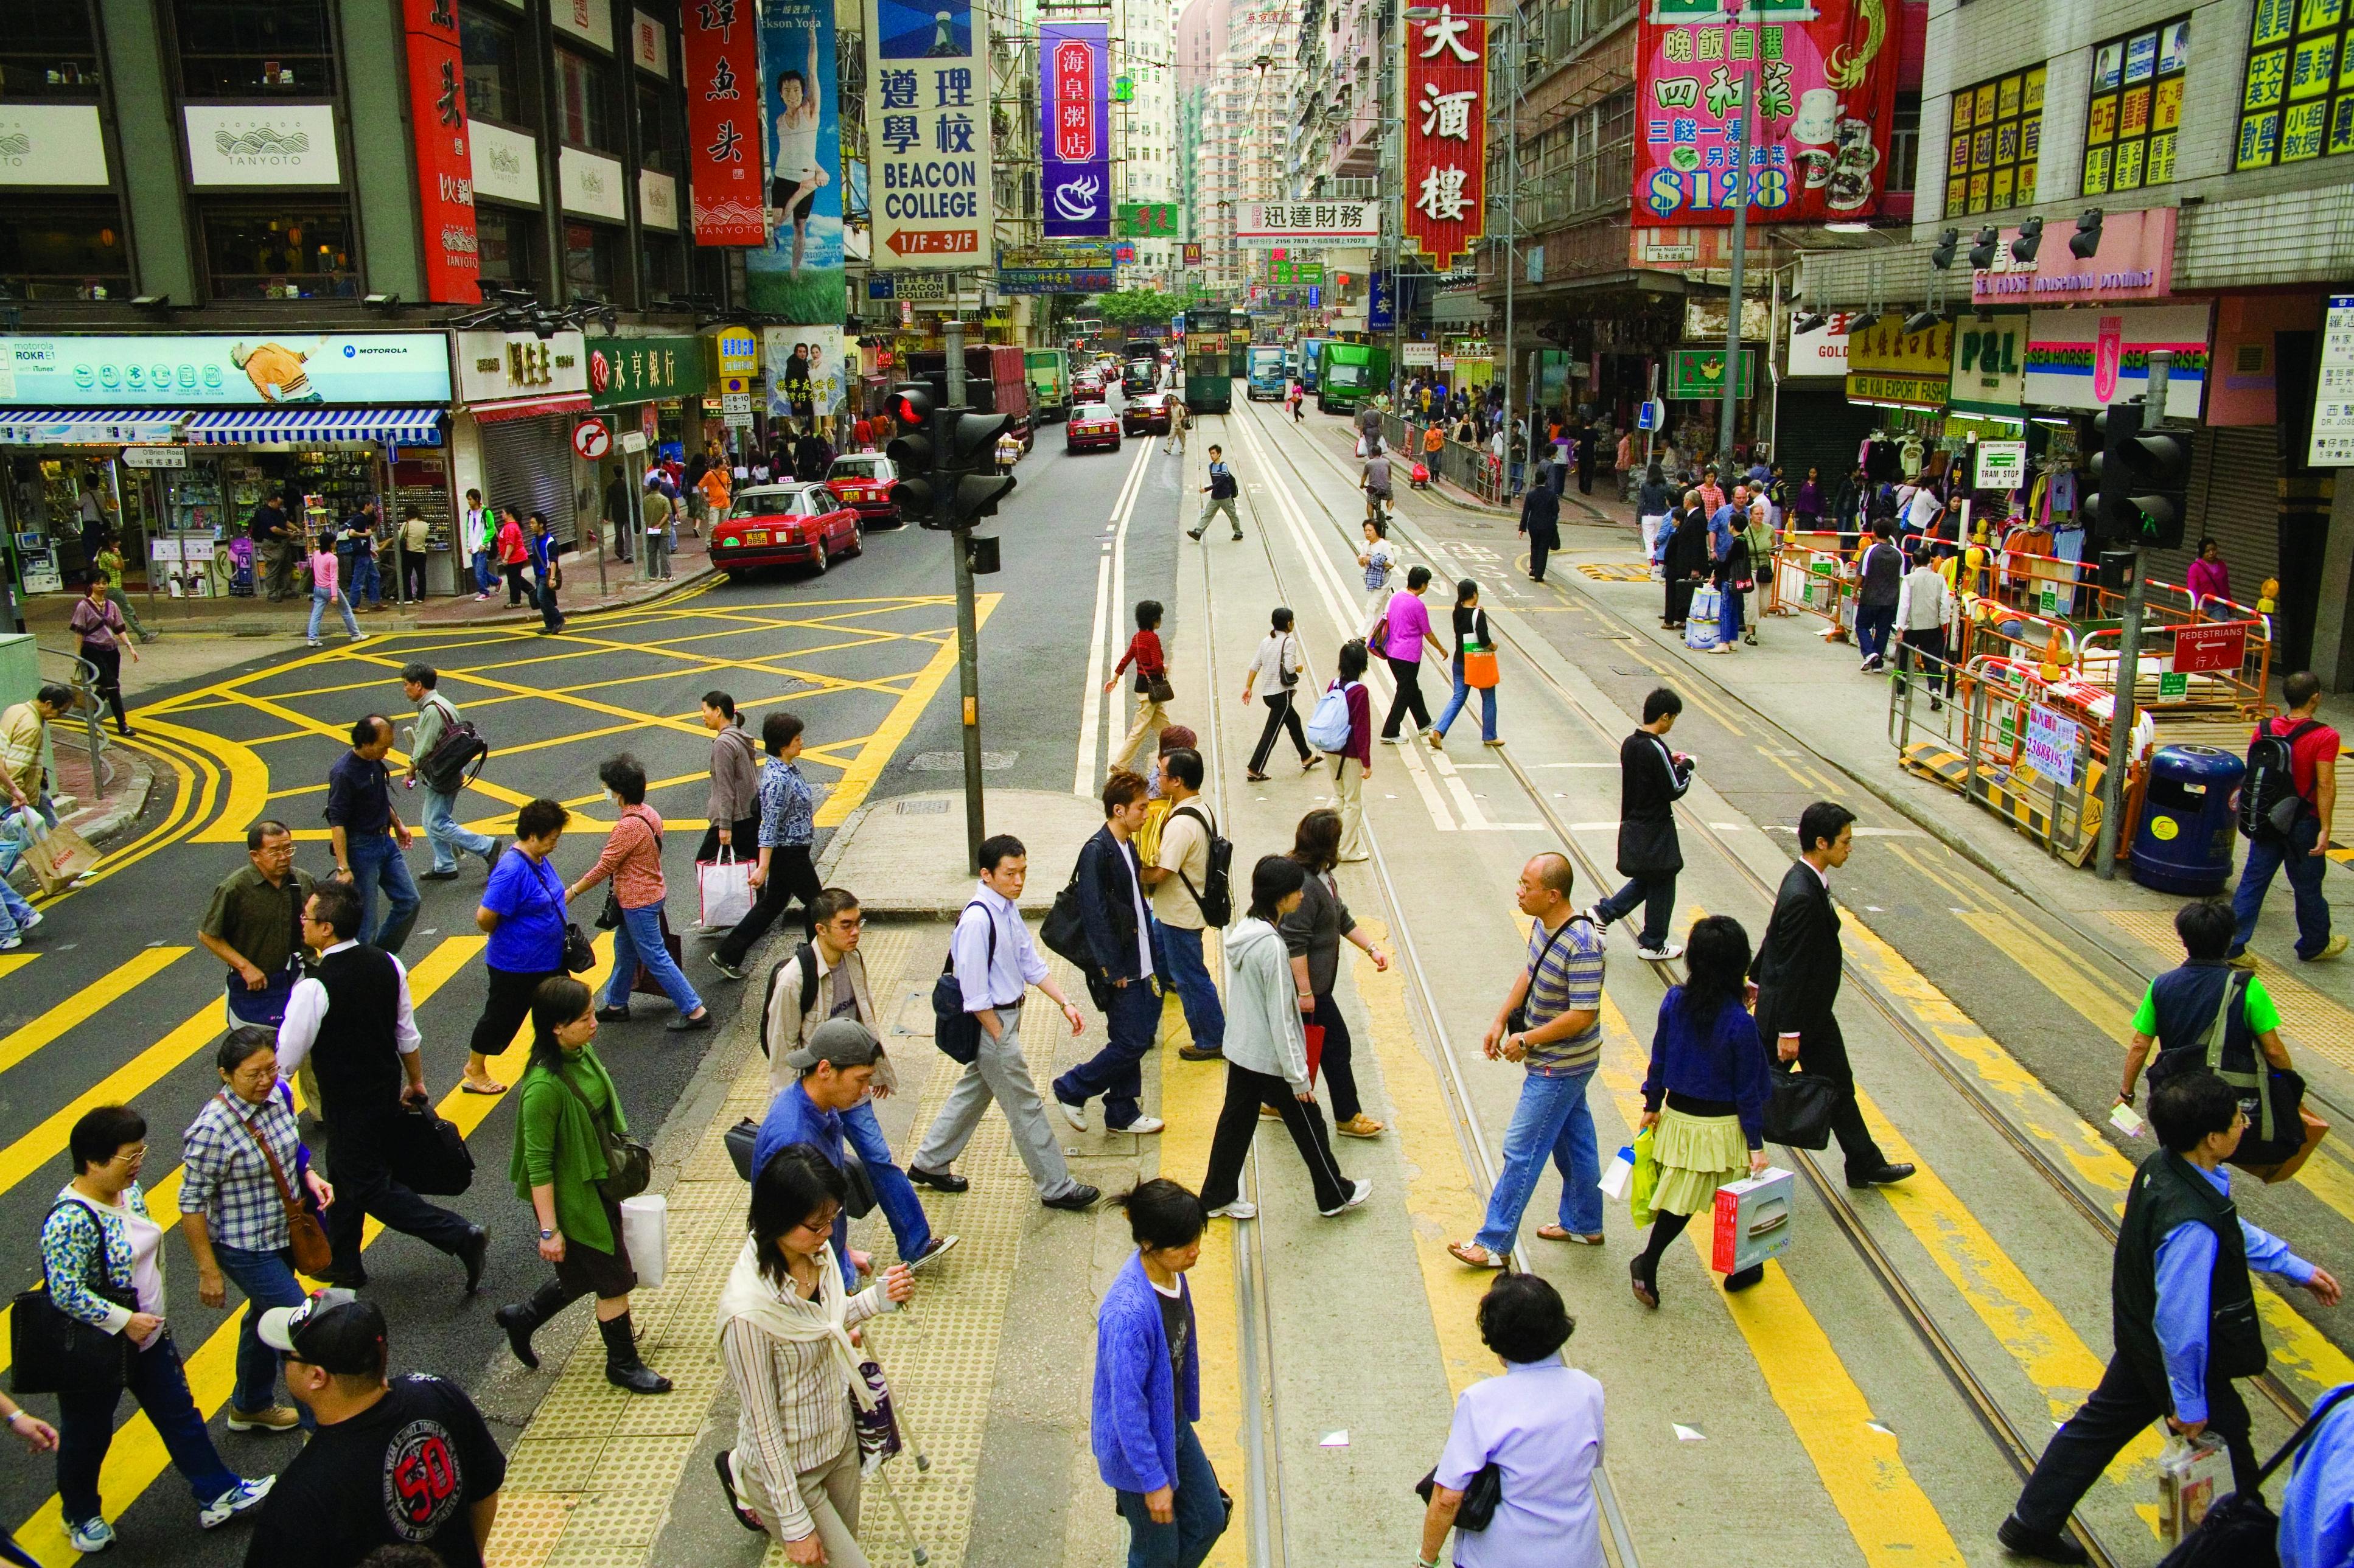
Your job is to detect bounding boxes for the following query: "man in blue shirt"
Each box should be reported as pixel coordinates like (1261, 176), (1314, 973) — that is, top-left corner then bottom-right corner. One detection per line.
(2280, 1382), (2354, 1568)
(1708, 483), (1749, 565)
(2000, 1071), (2342, 1564)
(324, 716), (419, 955)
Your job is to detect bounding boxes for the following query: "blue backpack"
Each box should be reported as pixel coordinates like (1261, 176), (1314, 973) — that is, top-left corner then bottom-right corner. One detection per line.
(1305, 682), (1357, 753)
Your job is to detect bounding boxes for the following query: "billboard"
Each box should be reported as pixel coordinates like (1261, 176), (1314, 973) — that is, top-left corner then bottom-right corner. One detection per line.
(1402, 4), (1486, 268)
(867, 0), (994, 265)
(1632, 0), (1901, 228)
(400, 0), (478, 304)
(1, 334), (454, 406)
(1235, 200), (1378, 245)
(682, 0), (767, 245)
(746, 0), (845, 322)
(763, 326), (848, 421)
(1041, 21), (1111, 239)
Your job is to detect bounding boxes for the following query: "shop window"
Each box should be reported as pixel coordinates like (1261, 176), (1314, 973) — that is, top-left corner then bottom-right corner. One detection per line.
(0, 198), (129, 301)
(2084, 17), (2188, 195)
(0, 1), (101, 96)
(172, 0), (335, 96)
(2237, 0), (2354, 169)
(640, 233), (685, 304)
(636, 80), (682, 173)
(564, 221), (623, 301)
(462, 7), (536, 128)
(1888, 92), (1921, 194)
(1945, 64), (2043, 217)
(557, 49), (615, 152)
(200, 206), (355, 301)
(475, 203), (542, 294)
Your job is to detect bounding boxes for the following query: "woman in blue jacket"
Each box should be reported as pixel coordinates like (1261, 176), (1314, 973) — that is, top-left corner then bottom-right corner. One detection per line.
(1092, 1179), (1225, 1568)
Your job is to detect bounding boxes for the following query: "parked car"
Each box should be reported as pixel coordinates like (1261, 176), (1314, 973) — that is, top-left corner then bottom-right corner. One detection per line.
(1066, 403), (1122, 454)
(712, 483), (863, 576)
(1122, 391), (1173, 435)
(825, 453), (901, 526)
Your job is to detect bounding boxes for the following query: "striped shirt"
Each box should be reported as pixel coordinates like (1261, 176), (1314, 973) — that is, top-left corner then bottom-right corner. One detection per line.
(180, 1086), (304, 1252)
(719, 1269), (888, 1538)
(1522, 914), (1604, 1074)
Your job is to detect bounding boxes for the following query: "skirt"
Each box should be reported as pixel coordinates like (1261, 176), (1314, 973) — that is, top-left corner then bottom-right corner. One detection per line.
(1650, 1104), (1750, 1218)
(554, 1196), (638, 1298)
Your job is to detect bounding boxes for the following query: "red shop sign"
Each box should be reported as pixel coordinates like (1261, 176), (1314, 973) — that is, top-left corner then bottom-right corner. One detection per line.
(681, 0), (766, 246)
(401, 0), (479, 304)
(2173, 622), (2247, 674)
(1402, 4), (1487, 269)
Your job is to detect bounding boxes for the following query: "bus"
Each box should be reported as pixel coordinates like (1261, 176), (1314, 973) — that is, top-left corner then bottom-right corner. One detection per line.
(1246, 345), (1288, 400)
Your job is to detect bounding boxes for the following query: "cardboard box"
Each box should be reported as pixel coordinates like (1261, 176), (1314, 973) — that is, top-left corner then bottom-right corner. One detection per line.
(1711, 1167), (1794, 1275)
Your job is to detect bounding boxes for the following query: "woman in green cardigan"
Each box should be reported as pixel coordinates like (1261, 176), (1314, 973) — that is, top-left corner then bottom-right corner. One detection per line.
(493, 976), (672, 1393)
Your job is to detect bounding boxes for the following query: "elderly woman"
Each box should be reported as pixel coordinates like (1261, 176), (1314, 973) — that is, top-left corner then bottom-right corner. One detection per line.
(714, 1144), (915, 1566)
(464, 796), (571, 1095)
(566, 753), (710, 1030)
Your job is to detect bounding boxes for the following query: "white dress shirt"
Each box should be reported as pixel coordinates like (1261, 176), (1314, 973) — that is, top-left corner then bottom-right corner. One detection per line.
(953, 882), (1049, 1012)
(275, 939), (422, 1076)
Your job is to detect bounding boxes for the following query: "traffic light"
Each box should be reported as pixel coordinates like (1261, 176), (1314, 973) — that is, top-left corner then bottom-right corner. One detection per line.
(2092, 397), (2193, 549)
(1967, 225), (2001, 269)
(1927, 228), (1959, 270)
(934, 410), (1016, 531)
(885, 383), (939, 527)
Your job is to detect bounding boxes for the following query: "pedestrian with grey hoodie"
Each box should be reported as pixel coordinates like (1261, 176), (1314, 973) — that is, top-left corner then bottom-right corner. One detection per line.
(1195, 856), (1369, 1222)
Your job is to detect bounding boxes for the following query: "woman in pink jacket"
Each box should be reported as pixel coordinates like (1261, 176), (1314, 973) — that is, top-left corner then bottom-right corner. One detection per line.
(304, 534), (364, 647)
(2187, 537), (2232, 619)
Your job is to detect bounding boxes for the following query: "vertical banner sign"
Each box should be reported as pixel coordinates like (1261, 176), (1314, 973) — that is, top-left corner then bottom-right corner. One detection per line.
(682, 0), (767, 245)
(1041, 21), (1111, 238)
(746, 0), (845, 321)
(1403, 4), (1486, 268)
(867, 0), (993, 265)
(401, 0), (479, 302)
(1632, 0), (1899, 228)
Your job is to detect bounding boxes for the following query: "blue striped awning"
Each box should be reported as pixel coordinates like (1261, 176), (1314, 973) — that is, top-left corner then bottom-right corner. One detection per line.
(0, 409), (188, 445)
(183, 407), (445, 447)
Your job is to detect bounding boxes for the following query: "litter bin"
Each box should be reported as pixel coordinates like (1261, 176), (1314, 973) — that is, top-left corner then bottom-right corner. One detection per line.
(2131, 744), (2245, 895)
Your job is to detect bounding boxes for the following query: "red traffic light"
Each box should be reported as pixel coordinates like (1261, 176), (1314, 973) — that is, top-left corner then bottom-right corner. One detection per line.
(891, 382), (935, 428)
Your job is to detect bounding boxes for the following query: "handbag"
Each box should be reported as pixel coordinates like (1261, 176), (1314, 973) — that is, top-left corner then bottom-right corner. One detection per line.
(1146, 672), (1176, 705)
(1463, 644), (1500, 689)
(229, 1097), (334, 1275)
(1414, 1460), (1504, 1531)
(553, 1070), (652, 1204)
(2156, 1385), (2354, 1568)
(2238, 1104), (2330, 1185)
(697, 850), (755, 929)
(1764, 1069), (1840, 1151)
(385, 1101), (477, 1196)
(562, 922), (596, 974)
(10, 1202), (136, 1397)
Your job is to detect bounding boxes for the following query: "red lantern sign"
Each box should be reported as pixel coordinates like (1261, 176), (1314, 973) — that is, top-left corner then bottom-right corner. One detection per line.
(681, 0), (766, 246)
(401, 0), (479, 303)
(1402, 4), (1487, 269)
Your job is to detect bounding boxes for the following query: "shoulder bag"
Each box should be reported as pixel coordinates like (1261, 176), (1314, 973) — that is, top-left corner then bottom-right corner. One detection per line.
(931, 901), (999, 1064)
(1505, 915), (1589, 1037)
(2197, 970), (2313, 1174)
(386, 1100), (477, 1196)
(10, 1202), (136, 1397)
(229, 1097), (334, 1275)
(525, 854), (596, 974)
(553, 1068), (652, 1204)
(1413, 1460), (1504, 1531)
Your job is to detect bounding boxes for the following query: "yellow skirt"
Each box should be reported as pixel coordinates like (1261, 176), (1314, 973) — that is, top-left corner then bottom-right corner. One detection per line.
(1650, 1104), (1750, 1218)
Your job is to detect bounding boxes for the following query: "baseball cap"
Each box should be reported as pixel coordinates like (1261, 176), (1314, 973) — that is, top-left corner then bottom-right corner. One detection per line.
(258, 1288), (387, 1376)
(784, 1017), (882, 1076)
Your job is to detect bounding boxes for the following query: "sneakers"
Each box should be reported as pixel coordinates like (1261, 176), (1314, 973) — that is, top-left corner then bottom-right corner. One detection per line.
(2225, 951), (2260, 972)
(1333, 1114), (1385, 1138)
(1318, 1179), (1374, 1218)
(0, 934), (19, 952)
(1633, 942), (1685, 962)
(2303, 935), (2349, 963)
(1113, 1116), (1166, 1135)
(225, 1404), (300, 1432)
(68, 1517), (114, 1553)
(198, 1477), (274, 1529)
(1206, 1199), (1258, 1221)
(483, 835), (511, 869)
(1055, 1096), (1088, 1131)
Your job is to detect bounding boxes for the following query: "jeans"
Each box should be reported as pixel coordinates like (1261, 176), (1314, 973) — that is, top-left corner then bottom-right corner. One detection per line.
(838, 1099), (934, 1281)
(58, 1333), (241, 1527)
(1433, 653), (1497, 741)
(1594, 873), (1677, 951)
(421, 786), (495, 874)
(347, 831), (420, 955)
(2230, 814), (2332, 959)
(1719, 584), (1745, 642)
(213, 1243), (314, 1429)
(913, 1005), (1084, 1198)
(1472, 1065), (1602, 1254)
(306, 585), (360, 641)
(1054, 977), (1163, 1129)
(472, 549), (494, 594)
(1158, 924), (1225, 1053)
(1854, 602), (1896, 663)
(350, 555), (381, 607)
(1116, 1420), (1227, 1568)
(607, 901), (702, 1015)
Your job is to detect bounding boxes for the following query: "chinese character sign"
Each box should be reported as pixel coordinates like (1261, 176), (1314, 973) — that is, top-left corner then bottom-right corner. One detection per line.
(1632, 0), (1899, 228)
(867, 0), (994, 266)
(1040, 21), (1109, 239)
(402, 0), (478, 302)
(682, 0), (766, 245)
(1234, 201), (1379, 245)
(746, 0), (845, 322)
(1403, 4), (1486, 267)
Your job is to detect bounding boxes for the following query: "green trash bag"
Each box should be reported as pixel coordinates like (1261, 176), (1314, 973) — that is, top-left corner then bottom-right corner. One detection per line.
(1630, 1124), (1660, 1228)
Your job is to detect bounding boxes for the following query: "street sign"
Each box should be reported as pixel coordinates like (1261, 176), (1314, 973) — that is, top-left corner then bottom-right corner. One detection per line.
(2173, 622), (2247, 674)
(721, 392), (752, 416)
(1668, 348), (1755, 400)
(619, 430), (649, 454)
(869, 273), (951, 302)
(1402, 343), (1437, 367)
(2159, 671), (2189, 699)
(2025, 705), (2080, 787)
(571, 419), (611, 461)
(1975, 440), (2028, 489)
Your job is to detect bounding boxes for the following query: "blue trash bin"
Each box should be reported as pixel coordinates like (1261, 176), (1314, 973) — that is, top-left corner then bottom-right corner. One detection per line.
(2131, 744), (2246, 895)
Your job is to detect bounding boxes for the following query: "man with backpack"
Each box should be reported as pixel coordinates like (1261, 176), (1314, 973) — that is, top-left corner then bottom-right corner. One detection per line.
(400, 664), (502, 883)
(1143, 748), (1228, 1065)
(1052, 771), (1168, 1136)
(2230, 671), (2345, 966)
(1191, 445), (1242, 542)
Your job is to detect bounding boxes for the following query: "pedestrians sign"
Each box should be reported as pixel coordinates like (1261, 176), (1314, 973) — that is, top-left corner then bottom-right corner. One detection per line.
(2173, 622), (2247, 673)
(571, 419), (611, 461)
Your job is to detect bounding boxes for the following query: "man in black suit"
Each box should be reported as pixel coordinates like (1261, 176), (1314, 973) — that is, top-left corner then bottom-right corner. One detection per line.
(1750, 800), (1914, 1189)
(1590, 687), (1693, 961)
(1519, 470), (1561, 582)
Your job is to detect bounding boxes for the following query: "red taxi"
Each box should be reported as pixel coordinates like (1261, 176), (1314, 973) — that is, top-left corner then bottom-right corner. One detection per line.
(825, 453), (901, 527)
(1122, 391), (1173, 434)
(1066, 402), (1122, 454)
(712, 483), (864, 577)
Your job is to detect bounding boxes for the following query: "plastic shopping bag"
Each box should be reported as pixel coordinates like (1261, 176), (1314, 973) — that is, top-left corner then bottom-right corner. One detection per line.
(1598, 1145), (1636, 1202)
(697, 852), (753, 929)
(620, 1193), (668, 1288)
(1629, 1125), (1660, 1228)
(1685, 587), (1723, 652)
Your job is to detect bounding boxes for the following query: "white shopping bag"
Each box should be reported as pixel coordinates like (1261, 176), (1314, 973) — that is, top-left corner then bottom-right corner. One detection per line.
(697, 852), (753, 928)
(621, 1193), (668, 1288)
(1598, 1146), (1636, 1202)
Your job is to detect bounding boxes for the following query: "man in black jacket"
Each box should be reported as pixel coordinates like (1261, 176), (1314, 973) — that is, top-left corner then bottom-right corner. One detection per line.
(1051, 769), (1167, 1136)
(1589, 688), (1693, 960)
(1519, 473), (1561, 582)
(1750, 801), (1913, 1189)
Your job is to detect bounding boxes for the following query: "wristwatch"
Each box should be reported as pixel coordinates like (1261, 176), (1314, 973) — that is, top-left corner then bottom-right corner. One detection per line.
(539, 1228), (556, 1241)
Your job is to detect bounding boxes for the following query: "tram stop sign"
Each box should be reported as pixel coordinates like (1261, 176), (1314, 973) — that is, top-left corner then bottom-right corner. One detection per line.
(572, 419), (612, 461)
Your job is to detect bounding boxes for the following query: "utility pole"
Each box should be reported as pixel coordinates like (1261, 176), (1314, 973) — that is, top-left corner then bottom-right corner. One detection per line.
(2095, 349), (2170, 880)
(1500, 5), (1517, 489)
(1718, 0), (1753, 481)
(943, 316), (986, 869)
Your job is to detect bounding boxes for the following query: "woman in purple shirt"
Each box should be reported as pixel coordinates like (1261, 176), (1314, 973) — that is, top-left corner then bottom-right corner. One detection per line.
(2187, 537), (2232, 618)
(1378, 565), (1448, 742)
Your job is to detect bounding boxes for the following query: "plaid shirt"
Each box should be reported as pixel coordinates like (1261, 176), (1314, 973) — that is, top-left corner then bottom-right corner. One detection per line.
(180, 1087), (303, 1252)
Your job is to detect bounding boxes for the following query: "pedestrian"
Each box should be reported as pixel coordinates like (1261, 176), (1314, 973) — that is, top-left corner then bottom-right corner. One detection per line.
(397, 510), (430, 602)
(2279, 1380), (2354, 1568)
(696, 691), (761, 866)
(1360, 442), (1393, 529)
(909, 834), (1101, 1210)
(1189, 444), (1242, 543)
(1052, 770), (1169, 1135)
(1197, 856), (1368, 1221)
(488, 976), (672, 1392)
(1891, 545), (1954, 709)
(2187, 537), (2232, 616)
(526, 512), (565, 633)
(1240, 607), (1315, 781)
(2228, 670), (2345, 965)
(68, 574), (139, 736)
(1430, 577), (1498, 750)
(199, 820), (316, 1031)
(797, 425), (834, 483)
(400, 663), (503, 883)
(1710, 504), (1752, 653)
(1628, 915), (1775, 1306)
(1754, 801), (1915, 1189)
(1378, 565), (1445, 743)
(604, 465), (632, 564)
(2118, 897), (2300, 1132)
(1697, 465), (1725, 517)
(710, 711), (822, 980)
(1636, 462), (1672, 568)
(304, 533), (365, 648)
(1164, 395), (1186, 456)
(1448, 854), (1605, 1268)
(1831, 466), (1866, 552)
(44, 1105), (275, 1552)
(1358, 517), (1395, 631)
(495, 508), (531, 607)
(464, 797), (571, 1096)
(1326, 639), (1374, 863)
(1588, 689), (1694, 962)
(341, 500), (383, 612)
(250, 490), (295, 602)
(1418, 1273), (1607, 1568)
(713, 1145), (916, 1561)
(642, 478), (674, 579)
(1092, 1179), (1228, 1568)
(463, 489), (495, 599)
(0, 684), (69, 831)
(1105, 599), (1172, 775)
(696, 459), (731, 538)
(1573, 416), (1596, 495)
(566, 754), (712, 1030)
(1279, 809), (1388, 1139)
(1793, 465), (1824, 531)
(1144, 747), (1226, 1065)
(178, 1026), (331, 1435)
(325, 716), (421, 955)
(1997, 1070), (2342, 1566)
(240, 1289), (507, 1568)
(89, 541), (154, 642)
(1853, 521), (1903, 671)
(683, 445), (711, 534)
(275, 882), (489, 1292)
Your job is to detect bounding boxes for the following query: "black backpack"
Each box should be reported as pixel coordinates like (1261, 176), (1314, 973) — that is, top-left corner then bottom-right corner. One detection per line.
(930, 902), (997, 1064)
(2237, 719), (2319, 842)
(1170, 802), (1234, 928)
(755, 944), (823, 1062)
(417, 697), (489, 794)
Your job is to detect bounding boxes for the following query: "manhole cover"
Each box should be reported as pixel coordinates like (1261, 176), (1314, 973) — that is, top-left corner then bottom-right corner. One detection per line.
(906, 751), (1019, 772)
(894, 799), (950, 814)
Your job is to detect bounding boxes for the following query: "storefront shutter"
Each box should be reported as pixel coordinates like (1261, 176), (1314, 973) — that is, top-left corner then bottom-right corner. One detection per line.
(2144, 427), (2278, 607)
(1772, 388), (1881, 510)
(475, 415), (579, 548)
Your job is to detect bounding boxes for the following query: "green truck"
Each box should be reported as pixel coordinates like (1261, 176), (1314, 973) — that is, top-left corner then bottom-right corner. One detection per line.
(1317, 342), (1389, 414)
(1025, 349), (1070, 423)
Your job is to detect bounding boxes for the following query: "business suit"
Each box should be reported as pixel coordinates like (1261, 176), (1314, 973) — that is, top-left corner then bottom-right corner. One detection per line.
(1594, 730), (1689, 951)
(1749, 859), (1895, 1183)
(1520, 479), (1561, 581)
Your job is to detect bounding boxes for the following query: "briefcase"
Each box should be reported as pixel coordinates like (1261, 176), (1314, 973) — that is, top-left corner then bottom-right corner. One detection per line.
(385, 1103), (475, 1196)
(1764, 1071), (1839, 1150)
(1711, 1168), (1793, 1275)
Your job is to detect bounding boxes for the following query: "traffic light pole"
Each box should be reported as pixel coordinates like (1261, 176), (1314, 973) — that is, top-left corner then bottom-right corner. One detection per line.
(2094, 349), (2171, 881)
(943, 317), (986, 869)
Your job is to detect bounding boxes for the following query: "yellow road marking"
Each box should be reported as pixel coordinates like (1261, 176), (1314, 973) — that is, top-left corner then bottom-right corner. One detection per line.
(815, 593), (1000, 828)
(0, 948), (186, 1078)
(0, 955), (33, 983)
(136, 717), (273, 846)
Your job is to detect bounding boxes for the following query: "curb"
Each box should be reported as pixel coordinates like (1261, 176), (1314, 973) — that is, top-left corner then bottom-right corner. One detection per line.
(4, 747), (155, 899)
(65, 568), (719, 640)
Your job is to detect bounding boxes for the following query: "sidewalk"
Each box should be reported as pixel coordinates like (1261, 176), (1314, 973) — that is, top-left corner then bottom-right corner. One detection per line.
(4, 731), (156, 900)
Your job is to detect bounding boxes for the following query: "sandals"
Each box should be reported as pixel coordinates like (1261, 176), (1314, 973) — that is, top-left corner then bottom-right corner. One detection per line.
(1630, 1256), (1659, 1309)
(461, 1076), (508, 1096)
(1537, 1225), (1605, 1244)
(1448, 1241), (1508, 1269)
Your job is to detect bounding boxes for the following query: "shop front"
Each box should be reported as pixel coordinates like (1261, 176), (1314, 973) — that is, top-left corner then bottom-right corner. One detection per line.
(1844, 316), (1956, 482)
(587, 335), (706, 467)
(1777, 310), (1874, 497)
(452, 330), (593, 551)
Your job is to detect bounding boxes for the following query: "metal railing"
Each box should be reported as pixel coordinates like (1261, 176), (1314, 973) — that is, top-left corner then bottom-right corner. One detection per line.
(37, 645), (111, 796)
(1889, 653), (2107, 863)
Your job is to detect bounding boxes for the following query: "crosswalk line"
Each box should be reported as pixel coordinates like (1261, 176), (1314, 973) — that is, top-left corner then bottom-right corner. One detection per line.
(0, 955), (36, 984)
(0, 948), (186, 1078)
